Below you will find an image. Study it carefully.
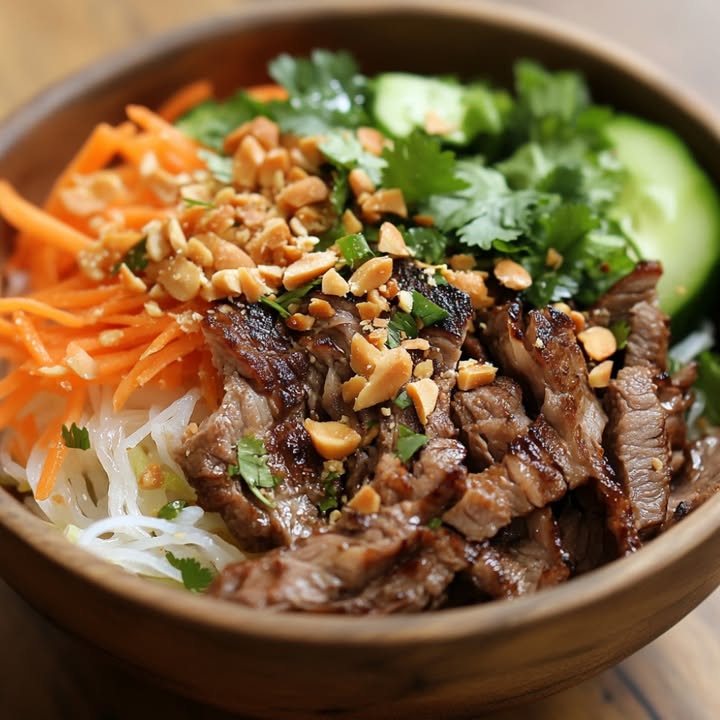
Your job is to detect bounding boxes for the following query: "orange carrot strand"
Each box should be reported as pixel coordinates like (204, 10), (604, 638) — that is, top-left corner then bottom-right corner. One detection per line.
(158, 79), (214, 122)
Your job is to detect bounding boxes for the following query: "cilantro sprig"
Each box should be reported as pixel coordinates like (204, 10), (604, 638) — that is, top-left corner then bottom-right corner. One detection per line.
(165, 551), (214, 593)
(228, 435), (281, 508)
(110, 237), (148, 276)
(61, 423), (90, 450)
(396, 424), (428, 463)
(157, 499), (188, 520)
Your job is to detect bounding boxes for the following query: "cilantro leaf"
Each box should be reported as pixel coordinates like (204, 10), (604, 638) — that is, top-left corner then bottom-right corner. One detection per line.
(157, 499), (188, 520)
(258, 296), (290, 319)
(111, 238), (148, 276)
(175, 92), (262, 151)
(411, 291), (449, 326)
(696, 351), (720, 425)
(165, 551), (214, 593)
(386, 311), (418, 348)
(61, 423), (90, 450)
(610, 320), (631, 351)
(319, 130), (387, 185)
(230, 435), (281, 508)
(394, 389), (413, 409)
(381, 131), (468, 205)
(182, 197), (214, 208)
(269, 50), (370, 134)
(426, 160), (550, 252)
(401, 226), (448, 265)
(318, 472), (341, 513)
(427, 517), (443, 530)
(337, 233), (374, 268)
(396, 424), (428, 462)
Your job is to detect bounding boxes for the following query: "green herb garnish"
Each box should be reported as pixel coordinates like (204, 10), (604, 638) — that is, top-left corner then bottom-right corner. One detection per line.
(381, 130), (469, 205)
(165, 551), (214, 593)
(386, 311), (418, 348)
(229, 435), (282, 509)
(396, 424), (428, 462)
(318, 472), (341, 513)
(61, 423), (90, 451)
(110, 237), (148, 276)
(696, 351), (720, 425)
(337, 233), (374, 269)
(610, 320), (631, 351)
(394, 389), (413, 409)
(182, 197), (214, 208)
(411, 291), (449, 327)
(157, 499), (188, 520)
(427, 517), (443, 530)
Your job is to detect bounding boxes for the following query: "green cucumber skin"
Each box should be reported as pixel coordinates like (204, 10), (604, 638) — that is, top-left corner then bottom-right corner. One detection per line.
(372, 73), (468, 143)
(607, 114), (720, 320)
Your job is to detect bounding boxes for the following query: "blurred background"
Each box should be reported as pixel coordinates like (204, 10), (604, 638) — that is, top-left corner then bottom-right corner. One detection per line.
(1, 1), (719, 718)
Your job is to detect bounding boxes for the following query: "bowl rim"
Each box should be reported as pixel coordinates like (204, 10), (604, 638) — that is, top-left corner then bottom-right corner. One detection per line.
(2, 0), (720, 646)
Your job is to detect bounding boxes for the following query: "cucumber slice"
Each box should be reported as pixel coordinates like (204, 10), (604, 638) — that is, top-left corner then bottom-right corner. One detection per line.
(373, 73), (469, 143)
(607, 114), (720, 317)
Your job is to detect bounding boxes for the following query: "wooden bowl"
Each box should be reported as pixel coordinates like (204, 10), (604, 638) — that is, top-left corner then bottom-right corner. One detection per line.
(1, 2), (720, 718)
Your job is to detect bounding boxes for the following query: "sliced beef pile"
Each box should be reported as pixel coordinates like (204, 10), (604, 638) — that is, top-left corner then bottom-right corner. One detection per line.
(177, 253), (719, 613)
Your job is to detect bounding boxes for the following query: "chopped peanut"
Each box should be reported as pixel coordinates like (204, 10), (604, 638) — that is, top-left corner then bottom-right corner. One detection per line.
(157, 255), (203, 301)
(211, 268), (242, 296)
(304, 419), (361, 460)
(588, 360), (613, 388)
(185, 237), (214, 267)
(494, 259), (533, 290)
(348, 256), (393, 296)
(257, 264), (284, 286)
(357, 301), (381, 320)
(569, 310), (586, 333)
(402, 338), (430, 352)
(360, 188), (408, 218)
(258, 147), (291, 188)
(286, 313), (316, 332)
(457, 360), (497, 390)
(377, 222), (410, 257)
(413, 359), (434, 378)
(237, 267), (272, 303)
(342, 208), (363, 234)
(277, 176), (329, 213)
(449, 254), (475, 271)
(357, 126), (385, 156)
(117, 264), (147, 293)
(577, 326), (617, 361)
(282, 250), (338, 290)
(406, 378), (439, 425)
(308, 298), (335, 319)
(346, 484), (381, 514)
(166, 217), (187, 252)
(442, 269), (492, 309)
(321, 267), (350, 296)
(413, 214), (434, 227)
(397, 290), (413, 313)
(203, 233), (255, 270)
(256, 217), (293, 250)
(354, 347), (413, 411)
(350, 332), (383, 377)
(342, 375), (368, 403)
(348, 168), (375, 197)
(233, 135), (266, 189)
(366, 328), (388, 349)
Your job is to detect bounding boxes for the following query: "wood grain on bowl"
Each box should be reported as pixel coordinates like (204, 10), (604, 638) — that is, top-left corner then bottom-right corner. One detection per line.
(1, 1), (720, 718)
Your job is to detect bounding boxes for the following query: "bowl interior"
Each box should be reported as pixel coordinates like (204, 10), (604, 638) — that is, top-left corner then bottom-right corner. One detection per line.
(1, 2), (720, 717)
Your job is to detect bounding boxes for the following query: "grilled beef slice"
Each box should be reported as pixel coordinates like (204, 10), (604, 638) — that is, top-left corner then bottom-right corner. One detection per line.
(604, 366), (672, 537)
(179, 300), (323, 552)
(664, 433), (720, 529)
(451, 377), (531, 470)
(210, 440), (469, 612)
(591, 260), (664, 325)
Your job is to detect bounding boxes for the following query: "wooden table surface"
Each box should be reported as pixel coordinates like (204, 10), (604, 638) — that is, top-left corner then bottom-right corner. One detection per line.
(1, 0), (719, 718)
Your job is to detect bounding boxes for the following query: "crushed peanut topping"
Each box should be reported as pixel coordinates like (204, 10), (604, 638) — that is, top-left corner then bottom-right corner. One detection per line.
(406, 378), (439, 425)
(303, 419), (361, 460)
(457, 360), (498, 390)
(577, 326), (617, 361)
(494, 259), (533, 291)
(346, 485), (381, 515)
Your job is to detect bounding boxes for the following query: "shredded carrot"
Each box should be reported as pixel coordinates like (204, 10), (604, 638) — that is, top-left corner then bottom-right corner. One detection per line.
(113, 331), (204, 410)
(198, 349), (222, 411)
(0, 180), (94, 255)
(36, 384), (88, 501)
(158, 79), (214, 122)
(246, 83), (289, 102)
(0, 298), (86, 328)
(12, 312), (52, 365)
